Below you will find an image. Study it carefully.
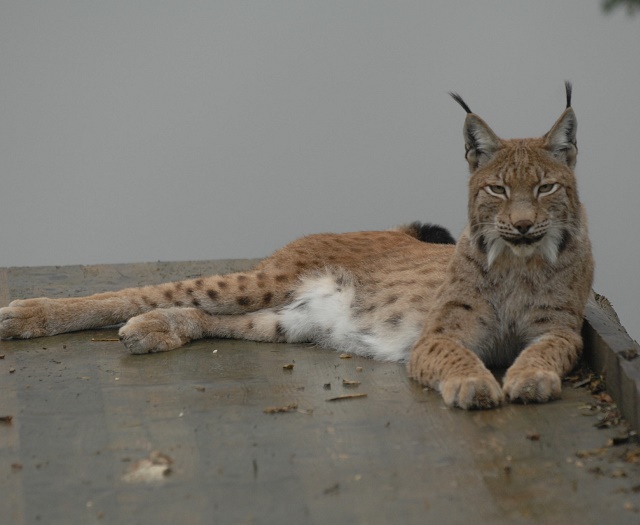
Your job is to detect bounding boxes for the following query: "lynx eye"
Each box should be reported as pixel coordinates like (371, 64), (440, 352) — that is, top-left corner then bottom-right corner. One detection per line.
(537, 183), (558, 196)
(486, 185), (507, 197)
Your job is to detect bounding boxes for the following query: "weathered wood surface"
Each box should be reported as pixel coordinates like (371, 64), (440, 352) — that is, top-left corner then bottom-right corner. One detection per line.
(584, 294), (640, 433)
(1, 261), (639, 525)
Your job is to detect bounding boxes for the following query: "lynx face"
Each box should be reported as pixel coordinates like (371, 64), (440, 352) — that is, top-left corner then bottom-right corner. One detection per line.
(469, 144), (580, 267)
(451, 84), (580, 270)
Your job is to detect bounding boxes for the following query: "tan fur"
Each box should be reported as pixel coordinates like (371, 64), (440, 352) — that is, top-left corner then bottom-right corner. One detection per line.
(0, 85), (594, 410)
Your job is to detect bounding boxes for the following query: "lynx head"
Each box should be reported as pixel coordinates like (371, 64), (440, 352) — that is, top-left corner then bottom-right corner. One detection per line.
(451, 83), (581, 267)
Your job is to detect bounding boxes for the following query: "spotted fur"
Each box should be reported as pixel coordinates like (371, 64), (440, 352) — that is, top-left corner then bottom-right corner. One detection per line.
(0, 84), (593, 410)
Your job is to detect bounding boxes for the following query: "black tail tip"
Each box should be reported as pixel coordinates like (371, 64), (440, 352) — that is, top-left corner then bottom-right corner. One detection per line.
(402, 222), (456, 245)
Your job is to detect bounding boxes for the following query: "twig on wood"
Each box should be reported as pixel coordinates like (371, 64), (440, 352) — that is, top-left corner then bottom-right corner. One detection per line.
(326, 394), (368, 402)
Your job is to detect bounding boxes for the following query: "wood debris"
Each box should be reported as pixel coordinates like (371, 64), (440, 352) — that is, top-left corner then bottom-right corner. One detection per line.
(624, 448), (640, 464)
(608, 433), (635, 447)
(594, 408), (622, 429)
(90, 338), (120, 342)
(575, 447), (608, 459)
(594, 392), (614, 404)
(263, 403), (298, 414)
(619, 348), (638, 361)
(122, 451), (173, 484)
(342, 379), (361, 387)
(339, 353), (352, 359)
(282, 363), (294, 370)
(565, 364), (606, 394)
(326, 393), (368, 402)
(323, 483), (340, 495)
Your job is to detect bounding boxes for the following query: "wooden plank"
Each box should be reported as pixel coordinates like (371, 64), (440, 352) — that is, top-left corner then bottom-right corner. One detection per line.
(0, 267), (25, 524)
(584, 294), (640, 432)
(1, 262), (639, 524)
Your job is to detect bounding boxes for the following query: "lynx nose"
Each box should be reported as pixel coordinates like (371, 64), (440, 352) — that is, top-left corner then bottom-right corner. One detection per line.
(513, 220), (533, 235)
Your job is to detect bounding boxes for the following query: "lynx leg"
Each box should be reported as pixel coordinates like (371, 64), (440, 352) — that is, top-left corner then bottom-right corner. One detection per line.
(118, 308), (297, 354)
(0, 268), (297, 340)
(0, 295), (151, 339)
(503, 331), (582, 404)
(408, 336), (504, 410)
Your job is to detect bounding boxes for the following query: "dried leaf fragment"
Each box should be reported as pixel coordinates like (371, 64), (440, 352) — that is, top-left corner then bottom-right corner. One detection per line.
(0, 415), (13, 424)
(282, 363), (294, 370)
(339, 353), (352, 359)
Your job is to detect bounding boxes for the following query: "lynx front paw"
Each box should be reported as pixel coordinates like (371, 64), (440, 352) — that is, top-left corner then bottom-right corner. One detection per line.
(439, 374), (504, 410)
(503, 368), (561, 404)
(0, 299), (53, 339)
(119, 310), (194, 354)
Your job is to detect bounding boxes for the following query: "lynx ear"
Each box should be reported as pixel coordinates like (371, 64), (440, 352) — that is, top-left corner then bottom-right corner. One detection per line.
(543, 82), (577, 168)
(450, 92), (502, 172)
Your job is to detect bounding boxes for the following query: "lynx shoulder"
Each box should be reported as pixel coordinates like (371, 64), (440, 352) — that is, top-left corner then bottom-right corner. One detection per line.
(0, 83), (593, 410)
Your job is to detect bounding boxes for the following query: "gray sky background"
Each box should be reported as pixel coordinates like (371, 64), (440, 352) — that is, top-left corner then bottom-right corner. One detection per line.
(1, 1), (639, 341)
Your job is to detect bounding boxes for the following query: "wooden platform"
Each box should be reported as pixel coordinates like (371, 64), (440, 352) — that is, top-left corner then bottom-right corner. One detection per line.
(1, 261), (639, 524)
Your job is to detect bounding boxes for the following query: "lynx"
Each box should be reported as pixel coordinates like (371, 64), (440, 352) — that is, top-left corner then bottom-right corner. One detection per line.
(0, 83), (593, 410)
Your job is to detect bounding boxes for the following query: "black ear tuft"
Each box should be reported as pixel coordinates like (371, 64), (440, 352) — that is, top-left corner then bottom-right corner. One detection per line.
(564, 81), (572, 108)
(450, 90), (502, 172)
(449, 92), (472, 114)
(543, 83), (578, 168)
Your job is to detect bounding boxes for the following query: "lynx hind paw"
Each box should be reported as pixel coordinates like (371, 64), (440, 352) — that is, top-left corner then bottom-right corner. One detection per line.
(0, 300), (50, 339)
(439, 374), (504, 410)
(119, 311), (190, 354)
(503, 368), (561, 404)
